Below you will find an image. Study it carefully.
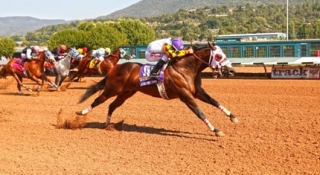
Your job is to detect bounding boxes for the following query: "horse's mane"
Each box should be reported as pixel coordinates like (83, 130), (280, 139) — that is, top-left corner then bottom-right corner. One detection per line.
(191, 43), (210, 52)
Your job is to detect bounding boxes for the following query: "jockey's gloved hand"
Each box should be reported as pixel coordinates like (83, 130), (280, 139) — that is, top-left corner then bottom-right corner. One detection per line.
(185, 48), (193, 54)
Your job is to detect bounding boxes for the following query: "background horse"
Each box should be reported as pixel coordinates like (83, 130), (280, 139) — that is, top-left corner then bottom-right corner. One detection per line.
(0, 51), (58, 95)
(44, 48), (76, 90)
(76, 42), (238, 137)
(69, 49), (121, 82)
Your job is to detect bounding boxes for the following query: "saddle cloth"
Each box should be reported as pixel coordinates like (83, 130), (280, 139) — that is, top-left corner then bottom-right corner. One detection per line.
(139, 64), (165, 86)
(12, 59), (24, 71)
(139, 64), (169, 99)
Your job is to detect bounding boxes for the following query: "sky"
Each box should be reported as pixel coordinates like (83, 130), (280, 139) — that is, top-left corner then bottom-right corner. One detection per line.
(0, 0), (141, 21)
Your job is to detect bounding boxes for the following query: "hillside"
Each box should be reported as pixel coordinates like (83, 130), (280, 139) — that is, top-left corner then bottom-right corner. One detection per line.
(0, 16), (69, 36)
(98, 0), (304, 19)
(0, 0), (310, 37)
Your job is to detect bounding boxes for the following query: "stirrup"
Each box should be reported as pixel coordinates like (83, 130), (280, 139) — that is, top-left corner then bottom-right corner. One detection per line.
(149, 73), (159, 77)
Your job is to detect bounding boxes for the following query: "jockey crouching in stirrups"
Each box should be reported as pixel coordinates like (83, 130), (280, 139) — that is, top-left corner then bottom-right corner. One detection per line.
(91, 48), (106, 68)
(145, 37), (194, 77)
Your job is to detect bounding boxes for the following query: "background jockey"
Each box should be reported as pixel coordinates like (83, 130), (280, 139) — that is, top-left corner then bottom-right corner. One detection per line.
(105, 48), (111, 56)
(91, 48), (106, 67)
(51, 44), (67, 61)
(145, 37), (193, 77)
(82, 46), (88, 55)
(77, 48), (84, 55)
(21, 45), (40, 66)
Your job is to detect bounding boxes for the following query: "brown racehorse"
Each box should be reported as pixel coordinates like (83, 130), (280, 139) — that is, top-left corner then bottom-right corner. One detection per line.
(76, 42), (238, 137)
(0, 51), (58, 95)
(69, 49), (122, 82)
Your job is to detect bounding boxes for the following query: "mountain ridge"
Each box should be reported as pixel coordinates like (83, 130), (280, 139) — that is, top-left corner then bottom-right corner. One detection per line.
(0, 16), (69, 36)
(0, 0), (306, 36)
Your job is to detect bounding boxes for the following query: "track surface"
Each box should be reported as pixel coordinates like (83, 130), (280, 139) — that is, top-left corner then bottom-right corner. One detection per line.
(0, 74), (319, 174)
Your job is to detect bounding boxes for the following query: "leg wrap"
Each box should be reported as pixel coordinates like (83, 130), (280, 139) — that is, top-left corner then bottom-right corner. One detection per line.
(219, 105), (231, 116)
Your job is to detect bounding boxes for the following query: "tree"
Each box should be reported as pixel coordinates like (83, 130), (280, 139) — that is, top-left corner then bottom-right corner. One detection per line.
(85, 25), (125, 50)
(0, 37), (15, 56)
(48, 29), (87, 50)
(110, 18), (155, 46)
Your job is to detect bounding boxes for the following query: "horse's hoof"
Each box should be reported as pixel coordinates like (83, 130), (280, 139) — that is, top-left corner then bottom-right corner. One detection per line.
(75, 111), (83, 115)
(213, 128), (225, 137)
(231, 117), (239, 123)
(215, 130), (225, 137)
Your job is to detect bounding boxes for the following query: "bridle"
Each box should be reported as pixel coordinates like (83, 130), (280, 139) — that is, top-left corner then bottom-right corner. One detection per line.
(191, 48), (215, 70)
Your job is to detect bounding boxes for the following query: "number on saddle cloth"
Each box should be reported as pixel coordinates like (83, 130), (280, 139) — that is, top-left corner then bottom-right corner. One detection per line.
(139, 64), (165, 86)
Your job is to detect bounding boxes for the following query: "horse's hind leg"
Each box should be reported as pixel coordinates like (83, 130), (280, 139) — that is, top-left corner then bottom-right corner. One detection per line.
(194, 76), (238, 123)
(76, 91), (114, 115)
(12, 73), (31, 94)
(106, 91), (137, 126)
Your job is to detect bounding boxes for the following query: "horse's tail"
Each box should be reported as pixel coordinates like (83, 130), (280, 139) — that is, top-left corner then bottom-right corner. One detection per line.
(0, 66), (8, 79)
(78, 76), (106, 104)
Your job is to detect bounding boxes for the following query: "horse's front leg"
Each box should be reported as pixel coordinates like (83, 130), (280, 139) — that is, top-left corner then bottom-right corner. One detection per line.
(178, 90), (224, 136)
(43, 75), (59, 90)
(195, 86), (238, 124)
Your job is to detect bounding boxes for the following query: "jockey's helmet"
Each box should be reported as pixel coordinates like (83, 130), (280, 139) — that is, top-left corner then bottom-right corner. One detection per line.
(32, 46), (40, 52)
(60, 45), (67, 51)
(97, 48), (105, 56)
(82, 46), (88, 53)
(171, 38), (184, 50)
(105, 48), (111, 53)
(77, 48), (83, 54)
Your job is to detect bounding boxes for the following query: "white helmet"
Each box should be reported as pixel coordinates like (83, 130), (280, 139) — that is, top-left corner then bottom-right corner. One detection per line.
(97, 48), (105, 55)
(32, 46), (40, 52)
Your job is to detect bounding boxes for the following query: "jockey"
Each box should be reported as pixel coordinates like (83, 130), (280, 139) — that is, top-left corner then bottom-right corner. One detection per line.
(21, 45), (40, 66)
(91, 48), (106, 67)
(119, 48), (127, 58)
(82, 46), (88, 55)
(145, 37), (193, 77)
(51, 44), (67, 61)
(105, 48), (111, 56)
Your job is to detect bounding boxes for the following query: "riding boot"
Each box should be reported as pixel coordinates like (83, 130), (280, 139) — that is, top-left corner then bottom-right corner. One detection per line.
(23, 70), (28, 77)
(150, 59), (166, 77)
(95, 61), (99, 68)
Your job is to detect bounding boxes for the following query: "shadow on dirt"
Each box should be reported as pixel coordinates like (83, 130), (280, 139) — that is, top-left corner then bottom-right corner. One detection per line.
(84, 121), (218, 142)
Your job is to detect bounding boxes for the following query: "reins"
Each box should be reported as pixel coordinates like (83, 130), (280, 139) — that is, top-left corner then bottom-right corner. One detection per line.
(191, 49), (215, 71)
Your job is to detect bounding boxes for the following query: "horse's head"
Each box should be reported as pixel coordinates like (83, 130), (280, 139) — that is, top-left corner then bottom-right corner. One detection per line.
(208, 42), (235, 78)
(36, 51), (47, 61)
(98, 48), (122, 74)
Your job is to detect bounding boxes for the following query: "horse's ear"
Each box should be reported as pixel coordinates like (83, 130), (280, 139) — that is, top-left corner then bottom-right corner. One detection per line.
(208, 42), (217, 50)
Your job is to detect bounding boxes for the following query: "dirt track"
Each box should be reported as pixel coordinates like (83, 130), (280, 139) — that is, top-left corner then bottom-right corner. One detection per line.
(0, 74), (319, 174)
